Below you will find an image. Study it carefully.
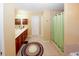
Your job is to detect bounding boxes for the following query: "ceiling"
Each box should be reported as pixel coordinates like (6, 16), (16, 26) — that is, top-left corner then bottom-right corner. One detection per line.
(15, 3), (64, 11)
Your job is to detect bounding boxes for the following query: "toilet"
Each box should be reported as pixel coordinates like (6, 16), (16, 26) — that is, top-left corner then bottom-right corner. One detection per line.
(21, 42), (44, 56)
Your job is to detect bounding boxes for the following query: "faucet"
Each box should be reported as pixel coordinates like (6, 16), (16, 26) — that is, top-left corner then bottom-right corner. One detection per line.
(19, 25), (24, 29)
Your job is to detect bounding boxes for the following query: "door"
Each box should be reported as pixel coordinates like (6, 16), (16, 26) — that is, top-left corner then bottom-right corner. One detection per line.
(31, 16), (40, 36)
(0, 4), (4, 55)
(51, 12), (64, 52)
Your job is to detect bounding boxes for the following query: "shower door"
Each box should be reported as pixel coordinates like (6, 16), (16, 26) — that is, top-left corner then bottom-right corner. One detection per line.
(51, 12), (64, 52)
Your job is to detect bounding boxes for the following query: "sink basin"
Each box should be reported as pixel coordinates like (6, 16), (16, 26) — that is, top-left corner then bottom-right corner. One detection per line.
(15, 29), (21, 35)
(15, 25), (28, 38)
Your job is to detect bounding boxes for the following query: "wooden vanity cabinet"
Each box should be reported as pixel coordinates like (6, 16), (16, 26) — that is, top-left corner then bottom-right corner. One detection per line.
(15, 36), (21, 54)
(23, 29), (28, 41)
(15, 29), (28, 54)
(21, 29), (28, 44)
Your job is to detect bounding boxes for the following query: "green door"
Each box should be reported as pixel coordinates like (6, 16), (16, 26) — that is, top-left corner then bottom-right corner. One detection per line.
(51, 12), (64, 52)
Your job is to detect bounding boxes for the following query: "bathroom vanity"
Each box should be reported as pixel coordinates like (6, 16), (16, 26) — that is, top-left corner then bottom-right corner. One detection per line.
(15, 27), (28, 54)
(15, 18), (28, 54)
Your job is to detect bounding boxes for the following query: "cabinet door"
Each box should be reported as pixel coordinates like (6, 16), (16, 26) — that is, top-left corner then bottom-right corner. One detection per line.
(15, 36), (21, 54)
(18, 36), (22, 48)
(24, 30), (28, 39)
(25, 30), (28, 39)
(22, 29), (28, 42)
(21, 32), (25, 44)
(15, 37), (20, 54)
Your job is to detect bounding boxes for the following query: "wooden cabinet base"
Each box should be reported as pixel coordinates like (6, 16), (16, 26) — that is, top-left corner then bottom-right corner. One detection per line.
(15, 29), (28, 55)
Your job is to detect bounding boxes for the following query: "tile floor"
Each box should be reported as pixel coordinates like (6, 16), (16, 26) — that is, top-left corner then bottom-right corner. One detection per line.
(17, 36), (61, 56)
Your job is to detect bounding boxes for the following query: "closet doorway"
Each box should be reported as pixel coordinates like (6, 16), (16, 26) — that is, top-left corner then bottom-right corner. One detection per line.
(31, 16), (41, 36)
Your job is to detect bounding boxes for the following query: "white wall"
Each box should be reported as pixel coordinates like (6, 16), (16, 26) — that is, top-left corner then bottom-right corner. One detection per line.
(64, 4), (79, 55)
(0, 3), (4, 55)
(41, 10), (51, 40)
(4, 4), (15, 56)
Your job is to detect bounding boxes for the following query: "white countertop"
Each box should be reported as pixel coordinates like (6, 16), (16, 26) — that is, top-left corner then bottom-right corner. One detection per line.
(15, 26), (28, 38)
